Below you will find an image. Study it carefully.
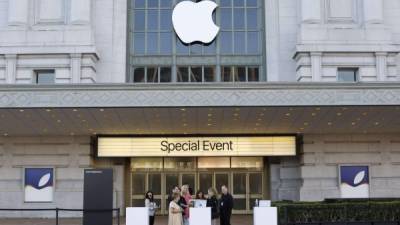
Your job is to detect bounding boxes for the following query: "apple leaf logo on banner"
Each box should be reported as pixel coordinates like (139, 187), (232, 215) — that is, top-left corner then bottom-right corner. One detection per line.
(38, 173), (51, 188)
(353, 171), (366, 186)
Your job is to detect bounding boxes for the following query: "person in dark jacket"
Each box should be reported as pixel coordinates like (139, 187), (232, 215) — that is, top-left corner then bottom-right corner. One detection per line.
(219, 185), (233, 225)
(206, 187), (219, 225)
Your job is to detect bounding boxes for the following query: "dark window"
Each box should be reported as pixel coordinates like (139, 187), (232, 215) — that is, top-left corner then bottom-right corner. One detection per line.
(35, 70), (55, 84)
(133, 67), (145, 82)
(338, 68), (358, 82)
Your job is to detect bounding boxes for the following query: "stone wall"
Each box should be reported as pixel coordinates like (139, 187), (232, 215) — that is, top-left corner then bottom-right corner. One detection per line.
(300, 134), (400, 201)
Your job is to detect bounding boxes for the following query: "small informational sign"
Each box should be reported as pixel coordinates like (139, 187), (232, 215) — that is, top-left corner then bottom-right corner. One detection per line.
(24, 168), (54, 202)
(259, 200), (271, 207)
(340, 165), (369, 198)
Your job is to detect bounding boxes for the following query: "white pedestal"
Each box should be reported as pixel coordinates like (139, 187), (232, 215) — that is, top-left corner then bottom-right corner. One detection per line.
(189, 207), (211, 225)
(126, 207), (149, 225)
(254, 207), (278, 225)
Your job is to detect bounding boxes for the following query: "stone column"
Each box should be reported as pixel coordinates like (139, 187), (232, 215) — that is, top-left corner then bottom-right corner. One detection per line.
(5, 55), (17, 84)
(376, 52), (388, 81)
(71, 53), (82, 83)
(364, 0), (383, 24)
(301, 0), (322, 24)
(70, 0), (91, 24)
(311, 52), (322, 82)
(7, 0), (29, 25)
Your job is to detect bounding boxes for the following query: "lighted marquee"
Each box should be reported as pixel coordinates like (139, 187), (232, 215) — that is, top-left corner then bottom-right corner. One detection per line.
(97, 136), (296, 157)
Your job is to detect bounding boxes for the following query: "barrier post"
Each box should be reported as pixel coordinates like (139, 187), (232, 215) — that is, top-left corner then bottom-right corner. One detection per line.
(55, 208), (59, 225)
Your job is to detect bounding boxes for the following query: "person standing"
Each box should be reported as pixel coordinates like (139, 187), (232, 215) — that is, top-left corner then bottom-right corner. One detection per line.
(181, 184), (192, 225)
(145, 191), (157, 225)
(206, 187), (219, 225)
(195, 190), (206, 200)
(219, 185), (233, 225)
(168, 193), (184, 225)
(168, 186), (188, 219)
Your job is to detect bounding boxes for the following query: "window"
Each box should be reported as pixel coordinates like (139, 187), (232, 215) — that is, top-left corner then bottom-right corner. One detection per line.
(338, 68), (358, 82)
(35, 70), (55, 84)
(221, 66), (259, 82)
(177, 66), (216, 83)
(128, 0), (265, 83)
(131, 67), (172, 83)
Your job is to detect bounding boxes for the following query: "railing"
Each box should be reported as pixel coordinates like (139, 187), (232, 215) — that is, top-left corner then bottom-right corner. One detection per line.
(0, 208), (121, 225)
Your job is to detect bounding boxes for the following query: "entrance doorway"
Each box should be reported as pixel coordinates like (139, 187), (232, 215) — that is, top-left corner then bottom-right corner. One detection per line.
(130, 157), (267, 215)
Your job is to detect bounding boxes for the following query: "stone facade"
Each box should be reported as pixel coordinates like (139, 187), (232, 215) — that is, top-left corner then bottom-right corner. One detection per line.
(0, 136), (124, 217)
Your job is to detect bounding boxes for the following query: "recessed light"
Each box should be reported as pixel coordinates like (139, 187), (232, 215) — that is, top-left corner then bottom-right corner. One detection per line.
(304, 122), (309, 126)
(315, 108), (321, 111)
(374, 122), (379, 126)
(70, 132), (75, 136)
(19, 109), (24, 112)
(337, 113), (342, 116)
(3, 133), (8, 136)
(311, 113), (316, 116)
(180, 108), (186, 112)
(99, 109), (105, 112)
(233, 113), (239, 117)
(208, 114), (213, 117)
(73, 109), (78, 112)
(235, 108), (240, 111)
(351, 122), (356, 126)
(207, 123), (212, 126)
(46, 109), (52, 112)
(259, 113), (265, 116)
(328, 122), (333, 126)
(255, 123), (260, 126)
(57, 119), (62, 123)
(285, 113), (291, 117)
(183, 123), (188, 127)
(300, 127), (305, 130)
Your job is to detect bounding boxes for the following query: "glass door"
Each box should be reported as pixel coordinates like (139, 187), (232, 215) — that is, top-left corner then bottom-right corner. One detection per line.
(131, 173), (162, 210)
(163, 172), (196, 214)
(231, 172), (264, 214)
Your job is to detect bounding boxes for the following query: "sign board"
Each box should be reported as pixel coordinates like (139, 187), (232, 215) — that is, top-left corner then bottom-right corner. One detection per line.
(97, 136), (296, 157)
(83, 169), (113, 225)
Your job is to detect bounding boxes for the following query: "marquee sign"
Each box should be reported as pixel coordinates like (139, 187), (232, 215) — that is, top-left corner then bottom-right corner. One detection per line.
(97, 136), (296, 157)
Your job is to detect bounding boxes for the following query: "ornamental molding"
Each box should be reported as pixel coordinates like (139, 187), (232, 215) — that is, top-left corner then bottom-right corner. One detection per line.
(0, 83), (399, 108)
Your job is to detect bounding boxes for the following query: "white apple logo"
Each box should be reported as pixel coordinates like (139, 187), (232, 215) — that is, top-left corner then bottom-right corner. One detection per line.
(172, 0), (220, 44)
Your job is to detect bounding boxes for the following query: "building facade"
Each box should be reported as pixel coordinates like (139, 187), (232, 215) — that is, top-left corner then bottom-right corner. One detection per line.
(0, 0), (400, 217)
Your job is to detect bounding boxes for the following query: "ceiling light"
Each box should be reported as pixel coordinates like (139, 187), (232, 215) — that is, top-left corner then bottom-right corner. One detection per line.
(300, 127), (305, 130)
(183, 123), (188, 127)
(351, 122), (356, 126)
(315, 108), (321, 111)
(73, 109), (78, 112)
(235, 108), (240, 111)
(259, 113), (265, 116)
(337, 112), (342, 116)
(208, 114), (213, 117)
(99, 109), (105, 112)
(362, 112), (368, 116)
(303, 122), (309, 126)
(285, 113), (291, 117)
(207, 123), (212, 126)
(233, 113), (239, 117)
(46, 109), (52, 112)
(19, 109), (24, 112)
(328, 122), (333, 126)
(311, 113), (316, 116)
(3, 133), (8, 136)
(180, 108), (186, 112)
(70, 132), (75, 136)
(374, 122), (379, 126)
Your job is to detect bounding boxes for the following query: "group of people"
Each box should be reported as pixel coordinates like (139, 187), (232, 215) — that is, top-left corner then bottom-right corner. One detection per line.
(144, 185), (234, 225)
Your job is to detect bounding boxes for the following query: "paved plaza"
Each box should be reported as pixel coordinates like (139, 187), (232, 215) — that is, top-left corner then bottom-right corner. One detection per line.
(0, 215), (253, 225)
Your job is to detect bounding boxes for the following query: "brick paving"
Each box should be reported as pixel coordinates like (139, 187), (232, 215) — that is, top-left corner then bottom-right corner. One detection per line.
(0, 215), (253, 225)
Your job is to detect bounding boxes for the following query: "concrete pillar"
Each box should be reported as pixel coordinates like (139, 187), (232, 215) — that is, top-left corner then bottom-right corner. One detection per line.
(265, 0), (280, 81)
(301, 0), (321, 24)
(311, 52), (322, 82)
(70, 0), (91, 24)
(364, 0), (384, 24)
(7, 0), (29, 25)
(376, 52), (388, 82)
(5, 54), (17, 84)
(71, 53), (82, 83)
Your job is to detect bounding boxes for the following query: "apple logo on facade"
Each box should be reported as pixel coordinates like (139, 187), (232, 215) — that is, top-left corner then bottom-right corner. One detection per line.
(172, 0), (220, 44)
